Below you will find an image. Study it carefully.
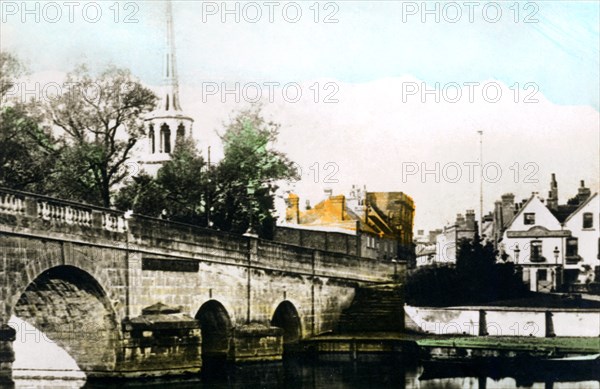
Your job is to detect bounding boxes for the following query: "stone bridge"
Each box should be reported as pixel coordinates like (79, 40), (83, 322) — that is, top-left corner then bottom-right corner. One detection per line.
(0, 188), (402, 382)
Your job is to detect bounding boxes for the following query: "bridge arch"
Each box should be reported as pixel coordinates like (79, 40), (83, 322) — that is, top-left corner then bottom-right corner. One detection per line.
(271, 300), (302, 346)
(6, 244), (123, 322)
(11, 265), (120, 374)
(195, 300), (233, 361)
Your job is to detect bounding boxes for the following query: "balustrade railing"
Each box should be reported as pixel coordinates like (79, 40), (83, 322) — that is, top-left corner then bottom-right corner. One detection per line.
(0, 187), (126, 233)
(0, 192), (26, 215)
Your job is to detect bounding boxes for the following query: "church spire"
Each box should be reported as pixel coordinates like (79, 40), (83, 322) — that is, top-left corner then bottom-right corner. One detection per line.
(162, 0), (181, 111)
(137, 0), (195, 177)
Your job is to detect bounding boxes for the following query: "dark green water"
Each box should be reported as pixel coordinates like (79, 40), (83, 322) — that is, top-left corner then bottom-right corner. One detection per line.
(14, 355), (600, 389)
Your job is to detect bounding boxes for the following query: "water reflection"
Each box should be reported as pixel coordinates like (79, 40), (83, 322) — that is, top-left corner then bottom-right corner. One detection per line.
(13, 355), (600, 389)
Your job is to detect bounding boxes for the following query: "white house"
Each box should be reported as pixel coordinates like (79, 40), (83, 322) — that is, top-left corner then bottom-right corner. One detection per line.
(501, 195), (569, 292)
(564, 193), (599, 285)
(501, 190), (599, 293)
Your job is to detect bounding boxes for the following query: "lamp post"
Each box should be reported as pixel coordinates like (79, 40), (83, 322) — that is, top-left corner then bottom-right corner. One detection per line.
(553, 246), (562, 291)
(513, 243), (524, 284)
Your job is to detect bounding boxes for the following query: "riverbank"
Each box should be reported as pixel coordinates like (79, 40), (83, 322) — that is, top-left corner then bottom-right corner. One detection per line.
(301, 332), (600, 359)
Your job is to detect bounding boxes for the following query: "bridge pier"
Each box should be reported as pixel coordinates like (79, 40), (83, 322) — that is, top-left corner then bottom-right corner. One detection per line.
(116, 303), (202, 378)
(0, 324), (16, 387)
(231, 324), (284, 363)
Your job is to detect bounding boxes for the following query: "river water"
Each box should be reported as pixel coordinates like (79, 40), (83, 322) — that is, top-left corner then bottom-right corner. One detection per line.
(13, 355), (600, 389)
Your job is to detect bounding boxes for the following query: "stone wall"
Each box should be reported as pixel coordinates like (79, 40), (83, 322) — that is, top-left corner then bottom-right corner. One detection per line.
(405, 305), (600, 337)
(273, 226), (359, 257)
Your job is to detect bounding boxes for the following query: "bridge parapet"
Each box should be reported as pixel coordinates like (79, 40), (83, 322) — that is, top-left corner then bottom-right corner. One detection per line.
(0, 187), (400, 284)
(0, 187), (126, 234)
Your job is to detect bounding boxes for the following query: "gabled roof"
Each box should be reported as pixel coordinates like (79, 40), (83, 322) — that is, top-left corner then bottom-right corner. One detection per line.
(564, 192), (599, 223)
(550, 204), (580, 223)
(505, 194), (536, 228)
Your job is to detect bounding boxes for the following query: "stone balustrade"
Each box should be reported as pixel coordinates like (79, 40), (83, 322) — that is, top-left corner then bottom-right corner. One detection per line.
(0, 188), (126, 233)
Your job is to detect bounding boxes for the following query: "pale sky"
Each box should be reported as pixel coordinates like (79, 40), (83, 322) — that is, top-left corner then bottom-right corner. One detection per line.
(2, 0), (599, 231)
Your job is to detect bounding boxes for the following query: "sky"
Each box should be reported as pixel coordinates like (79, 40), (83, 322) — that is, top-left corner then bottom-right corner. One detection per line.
(1, 0), (599, 231)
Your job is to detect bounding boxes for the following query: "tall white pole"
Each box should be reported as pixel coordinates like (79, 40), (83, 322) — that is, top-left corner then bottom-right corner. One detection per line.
(478, 130), (483, 237)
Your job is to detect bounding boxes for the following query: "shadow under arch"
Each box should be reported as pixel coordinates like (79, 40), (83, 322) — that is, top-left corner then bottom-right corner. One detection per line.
(12, 265), (119, 376)
(271, 301), (302, 349)
(195, 300), (233, 362)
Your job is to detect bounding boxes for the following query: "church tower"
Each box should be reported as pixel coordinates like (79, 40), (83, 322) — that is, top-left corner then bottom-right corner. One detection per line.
(138, 0), (194, 176)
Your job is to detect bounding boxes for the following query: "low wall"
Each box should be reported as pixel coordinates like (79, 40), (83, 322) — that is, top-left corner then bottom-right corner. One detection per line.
(405, 305), (600, 337)
(273, 226), (359, 257)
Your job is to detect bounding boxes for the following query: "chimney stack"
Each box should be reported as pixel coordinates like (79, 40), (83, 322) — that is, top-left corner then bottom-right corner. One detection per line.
(577, 180), (591, 204)
(285, 194), (300, 224)
(330, 195), (346, 220)
(547, 173), (559, 210)
(465, 209), (476, 229)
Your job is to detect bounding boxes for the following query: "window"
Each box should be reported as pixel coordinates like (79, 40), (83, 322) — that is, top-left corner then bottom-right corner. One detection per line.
(566, 238), (578, 257)
(148, 124), (155, 154)
(524, 213), (536, 225)
(367, 236), (376, 249)
(176, 123), (185, 143)
(583, 213), (593, 229)
(538, 269), (547, 281)
(530, 240), (543, 262)
(160, 123), (171, 154)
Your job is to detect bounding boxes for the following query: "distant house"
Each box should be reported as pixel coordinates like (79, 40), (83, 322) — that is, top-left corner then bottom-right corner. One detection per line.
(433, 210), (478, 265)
(500, 176), (598, 293)
(564, 192), (599, 286)
(276, 187), (415, 263)
(502, 195), (568, 292)
(414, 229), (441, 267)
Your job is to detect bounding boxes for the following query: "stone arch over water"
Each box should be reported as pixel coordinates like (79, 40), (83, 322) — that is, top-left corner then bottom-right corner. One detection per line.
(271, 301), (302, 346)
(195, 300), (233, 360)
(11, 265), (119, 376)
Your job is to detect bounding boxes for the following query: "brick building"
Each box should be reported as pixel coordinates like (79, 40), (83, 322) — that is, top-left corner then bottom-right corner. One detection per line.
(277, 186), (415, 263)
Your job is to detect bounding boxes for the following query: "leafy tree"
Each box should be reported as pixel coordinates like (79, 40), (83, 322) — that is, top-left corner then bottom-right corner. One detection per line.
(0, 52), (57, 191)
(210, 106), (298, 238)
(405, 234), (528, 306)
(114, 172), (166, 217)
(155, 137), (207, 224)
(115, 137), (208, 225)
(115, 106), (298, 238)
(42, 65), (157, 206)
(0, 51), (23, 97)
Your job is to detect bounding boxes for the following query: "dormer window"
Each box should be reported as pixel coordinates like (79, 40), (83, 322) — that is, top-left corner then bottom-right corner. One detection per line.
(524, 213), (535, 225)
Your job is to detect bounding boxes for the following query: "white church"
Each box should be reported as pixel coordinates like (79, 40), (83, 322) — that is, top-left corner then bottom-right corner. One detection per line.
(134, 0), (194, 177)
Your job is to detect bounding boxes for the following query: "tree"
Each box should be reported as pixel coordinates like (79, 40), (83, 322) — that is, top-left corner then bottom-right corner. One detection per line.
(210, 106), (298, 238)
(155, 137), (207, 224)
(0, 51), (23, 97)
(113, 172), (166, 217)
(0, 52), (57, 192)
(405, 234), (528, 306)
(115, 137), (208, 224)
(43, 65), (157, 206)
